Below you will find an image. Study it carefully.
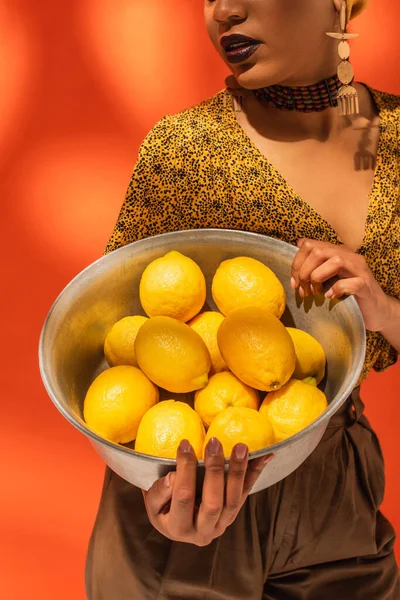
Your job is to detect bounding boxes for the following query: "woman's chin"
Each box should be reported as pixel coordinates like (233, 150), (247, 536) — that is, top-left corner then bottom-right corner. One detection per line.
(233, 65), (277, 91)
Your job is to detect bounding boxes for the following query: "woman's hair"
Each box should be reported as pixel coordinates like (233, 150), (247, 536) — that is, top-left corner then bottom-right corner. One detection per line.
(349, 0), (370, 19)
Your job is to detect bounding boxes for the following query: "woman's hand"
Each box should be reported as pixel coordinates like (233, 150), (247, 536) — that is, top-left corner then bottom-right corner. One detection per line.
(142, 438), (272, 547)
(291, 238), (390, 332)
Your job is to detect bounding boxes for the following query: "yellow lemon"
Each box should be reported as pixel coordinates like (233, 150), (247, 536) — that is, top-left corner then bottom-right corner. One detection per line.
(212, 256), (286, 318)
(139, 250), (206, 322)
(194, 372), (260, 428)
(135, 316), (211, 393)
(259, 379), (328, 442)
(217, 307), (296, 391)
(104, 315), (148, 367)
(135, 400), (205, 459)
(203, 406), (275, 458)
(188, 311), (228, 374)
(286, 327), (326, 384)
(83, 366), (159, 444)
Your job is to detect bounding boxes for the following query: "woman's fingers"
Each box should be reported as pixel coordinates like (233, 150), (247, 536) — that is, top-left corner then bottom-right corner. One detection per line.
(326, 276), (367, 299)
(143, 471), (175, 518)
(196, 438), (225, 537)
(292, 239), (315, 287)
(242, 454), (273, 497)
(169, 440), (198, 536)
(292, 239), (366, 297)
(308, 255), (355, 286)
(298, 247), (334, 286)
(143, 443), (274, 546)
(222, 443), (249, 520)
(219, 450), (273, 530)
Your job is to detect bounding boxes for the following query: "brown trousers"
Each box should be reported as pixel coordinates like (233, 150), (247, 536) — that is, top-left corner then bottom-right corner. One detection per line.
(85, 389), (400, 599)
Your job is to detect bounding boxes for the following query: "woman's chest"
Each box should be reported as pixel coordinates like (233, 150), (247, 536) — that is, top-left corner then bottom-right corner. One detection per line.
(233, 119), (381, 252)
(256, 144), (375, 253)
(191, 145), (400, 295)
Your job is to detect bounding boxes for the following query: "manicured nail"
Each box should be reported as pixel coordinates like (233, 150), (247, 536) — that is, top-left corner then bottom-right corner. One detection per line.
(207, 437), (222, 456)
(179, 439), (192, 453)
(310, 283), (315, 295)
(299, 286), (305, 298)
(165, 472), (172, 488)
(263, 455), (272, 465)
(234, 443), (248, 461)
(325, 289), (334, 299)
(290, 276), (296, 289)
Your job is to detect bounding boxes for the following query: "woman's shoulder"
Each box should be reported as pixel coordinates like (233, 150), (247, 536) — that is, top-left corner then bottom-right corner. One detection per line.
(367, 86), (400, 125)
(141, 91), (227, 153)
(140, 85), (400, 154)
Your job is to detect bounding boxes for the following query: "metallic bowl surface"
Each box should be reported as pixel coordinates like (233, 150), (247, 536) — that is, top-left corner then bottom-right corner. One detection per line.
(39, 229), (366, 493)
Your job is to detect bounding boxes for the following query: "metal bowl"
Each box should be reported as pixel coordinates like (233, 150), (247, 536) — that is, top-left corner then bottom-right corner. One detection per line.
(39, 229), (366, 493)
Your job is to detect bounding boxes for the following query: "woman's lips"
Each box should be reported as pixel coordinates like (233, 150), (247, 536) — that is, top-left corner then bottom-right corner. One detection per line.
(224, 42), (260, 64)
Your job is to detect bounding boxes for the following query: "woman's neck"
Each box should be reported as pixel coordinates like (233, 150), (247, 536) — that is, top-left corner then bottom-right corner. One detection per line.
(238, 93), (343, 142)
(238, 82), (374, 143)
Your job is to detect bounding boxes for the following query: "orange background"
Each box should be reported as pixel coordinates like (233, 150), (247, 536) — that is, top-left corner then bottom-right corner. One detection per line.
(1, 1), (399, 598)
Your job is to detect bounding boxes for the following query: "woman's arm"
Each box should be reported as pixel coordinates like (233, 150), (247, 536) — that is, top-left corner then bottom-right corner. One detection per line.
(104, 115), (183, 256)
(378, 296), (400, 353)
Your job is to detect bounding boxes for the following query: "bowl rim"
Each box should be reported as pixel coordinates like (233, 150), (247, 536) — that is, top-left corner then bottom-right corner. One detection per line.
(38, 228), (367, 467)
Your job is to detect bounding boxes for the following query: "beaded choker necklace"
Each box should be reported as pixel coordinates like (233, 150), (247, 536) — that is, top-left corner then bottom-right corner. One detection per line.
(253, 75), (341, 113)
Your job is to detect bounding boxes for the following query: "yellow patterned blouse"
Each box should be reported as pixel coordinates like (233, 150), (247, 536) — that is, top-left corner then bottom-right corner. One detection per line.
(105, 87), (400, 382)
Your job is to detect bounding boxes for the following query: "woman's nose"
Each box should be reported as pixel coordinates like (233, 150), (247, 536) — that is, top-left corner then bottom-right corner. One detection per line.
(213, 0), (247, 25)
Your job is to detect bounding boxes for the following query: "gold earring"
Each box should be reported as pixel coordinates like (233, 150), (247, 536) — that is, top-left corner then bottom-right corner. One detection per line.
(223, 89), (244, 112)
(326, 1), (360, 116)
(232, 95), (244, 112)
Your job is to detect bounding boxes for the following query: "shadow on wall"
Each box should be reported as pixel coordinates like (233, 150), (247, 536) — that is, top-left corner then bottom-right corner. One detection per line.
(0, 0), (226, 266)
(1, 0), (398, 267)
(0, 1), (399, 599)
(1, 0), (399, 268)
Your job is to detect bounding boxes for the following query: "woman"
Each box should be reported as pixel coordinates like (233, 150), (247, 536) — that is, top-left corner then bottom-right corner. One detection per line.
(86, 1), (400, 598)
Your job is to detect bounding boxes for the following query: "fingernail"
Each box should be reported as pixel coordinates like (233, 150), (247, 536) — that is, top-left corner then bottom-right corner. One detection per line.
(165, 472), (172, 488)
(207, 437), (222, 456)
(179, 439), (192, 453)
(299, 286), (305, 298)
(290, 276), (296, 289)
(234, 443), (248, 460)
(325, 289), (334, 299)
(310, 283), (315, 295)
(263, 455), (272, 465)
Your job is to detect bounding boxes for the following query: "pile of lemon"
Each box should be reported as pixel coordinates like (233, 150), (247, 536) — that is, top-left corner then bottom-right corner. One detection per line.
(84, 251), (328, 459)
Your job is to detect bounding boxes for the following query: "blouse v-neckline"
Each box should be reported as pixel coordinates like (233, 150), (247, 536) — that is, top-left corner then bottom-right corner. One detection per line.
(222, 84), (396, 255)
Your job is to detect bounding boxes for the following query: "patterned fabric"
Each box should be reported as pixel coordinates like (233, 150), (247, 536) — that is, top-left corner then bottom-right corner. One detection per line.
(105, 86), (400, 383)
